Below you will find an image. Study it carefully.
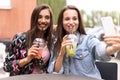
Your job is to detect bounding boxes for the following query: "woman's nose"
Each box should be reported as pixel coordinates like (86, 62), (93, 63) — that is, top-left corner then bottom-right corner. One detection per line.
(69, 20), (75, 26)
(41, 18), (46, 22)
(69, 19), (73, 24)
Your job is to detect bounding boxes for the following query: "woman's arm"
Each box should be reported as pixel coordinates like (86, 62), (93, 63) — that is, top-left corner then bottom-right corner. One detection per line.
(3, 33), (38, 72)
(54, 35), (72, 72)
(54, 51), (64, 72)
(3, 33), (26, 72)
(18, 44), (39, 67)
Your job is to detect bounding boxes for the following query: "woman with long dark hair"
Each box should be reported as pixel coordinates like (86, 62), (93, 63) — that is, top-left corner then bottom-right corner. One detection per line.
(3, 4), (53, 76)
(48, 5), (120, 79)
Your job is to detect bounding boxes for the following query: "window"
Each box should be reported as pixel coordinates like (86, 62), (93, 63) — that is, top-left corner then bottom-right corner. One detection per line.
(0, 0), (12, 9)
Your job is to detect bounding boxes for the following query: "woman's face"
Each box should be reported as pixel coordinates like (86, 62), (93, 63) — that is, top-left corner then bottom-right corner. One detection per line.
(38, 9), (50, 31)
(63, 9), (79, 34)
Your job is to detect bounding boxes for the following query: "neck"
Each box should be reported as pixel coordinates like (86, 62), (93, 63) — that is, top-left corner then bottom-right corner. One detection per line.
(37, 31), (45, 38)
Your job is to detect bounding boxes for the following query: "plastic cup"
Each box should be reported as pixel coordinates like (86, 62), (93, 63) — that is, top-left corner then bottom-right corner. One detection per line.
(37, 48), (42, 58)
(66, 34), (78, 56)
(33, 38), (46, 58)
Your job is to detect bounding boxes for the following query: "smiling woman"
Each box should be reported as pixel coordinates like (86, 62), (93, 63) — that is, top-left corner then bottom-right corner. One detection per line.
(3, 4), (54, 76)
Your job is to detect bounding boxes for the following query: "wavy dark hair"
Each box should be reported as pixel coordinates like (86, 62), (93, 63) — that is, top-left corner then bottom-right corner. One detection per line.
(25, 4), (53, 51)
(54, 5), (86, 57)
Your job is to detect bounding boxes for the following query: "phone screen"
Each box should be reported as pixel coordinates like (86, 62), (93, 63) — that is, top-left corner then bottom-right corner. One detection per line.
(101, 16), (115, 35)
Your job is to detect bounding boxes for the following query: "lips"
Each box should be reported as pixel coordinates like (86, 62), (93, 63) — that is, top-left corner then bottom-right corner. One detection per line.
(38, 23), (48, 31)
(67, 25), (74, 33)
(68, 25), (74, 29)
(39, 23), (46, 27)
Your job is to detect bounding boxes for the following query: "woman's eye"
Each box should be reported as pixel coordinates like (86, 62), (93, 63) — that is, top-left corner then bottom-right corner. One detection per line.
(38, 15), (42, 19)
(73, 17), (77, 20)
(45, 15), (50, 19)
(65, 17), (70, 21)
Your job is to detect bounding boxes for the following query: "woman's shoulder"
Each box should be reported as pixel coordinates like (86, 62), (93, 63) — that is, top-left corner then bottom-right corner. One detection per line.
(12, 32), (27, 46)
(79, 34), (98, 43)
(13, 32), (26, 40)
(6, 32), (27, 51)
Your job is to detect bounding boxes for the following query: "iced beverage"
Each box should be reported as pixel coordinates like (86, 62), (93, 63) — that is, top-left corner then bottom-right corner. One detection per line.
(66, 34), (78, 56)
(37, 48), (42, 58)
(66, 44), (77, 56)
(33, 38), (46, 59)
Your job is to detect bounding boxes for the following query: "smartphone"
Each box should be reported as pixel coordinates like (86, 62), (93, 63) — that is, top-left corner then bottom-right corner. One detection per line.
(101, 16), (115, 35)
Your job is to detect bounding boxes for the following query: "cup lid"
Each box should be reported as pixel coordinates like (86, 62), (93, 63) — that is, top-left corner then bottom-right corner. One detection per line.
(68, 34), (78, 44)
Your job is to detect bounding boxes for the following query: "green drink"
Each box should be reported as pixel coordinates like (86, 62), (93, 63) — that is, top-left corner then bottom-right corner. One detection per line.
(66, 44), (77, 56)
(66, 34), (78, 57)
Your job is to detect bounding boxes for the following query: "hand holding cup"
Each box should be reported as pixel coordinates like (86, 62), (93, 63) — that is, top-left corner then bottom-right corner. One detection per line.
(33, 38), (46, 59)
(66, 34), (78, 56)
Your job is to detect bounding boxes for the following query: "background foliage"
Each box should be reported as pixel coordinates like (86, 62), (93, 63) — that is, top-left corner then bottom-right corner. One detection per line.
(80, 10), (120, 27)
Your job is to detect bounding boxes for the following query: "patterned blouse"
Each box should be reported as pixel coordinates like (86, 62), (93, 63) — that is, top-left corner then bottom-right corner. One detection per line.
(3, 32), (50, 76)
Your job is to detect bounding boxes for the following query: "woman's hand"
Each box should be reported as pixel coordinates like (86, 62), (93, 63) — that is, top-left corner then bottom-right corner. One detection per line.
(27, 45), (40, 61)
(104, 35), (120, 54)
(59, 35), (72, 56)
(18, 45), (41, 67)
(54, 35), (72, 72)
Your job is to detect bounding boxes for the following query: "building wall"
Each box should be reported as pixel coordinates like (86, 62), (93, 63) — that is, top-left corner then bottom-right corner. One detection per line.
(0, 0), (37, 39)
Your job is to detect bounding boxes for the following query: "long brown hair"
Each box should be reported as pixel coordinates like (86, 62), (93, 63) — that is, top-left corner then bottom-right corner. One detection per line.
(25, 4), (53, 51)
(54, 5), (86, 57)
